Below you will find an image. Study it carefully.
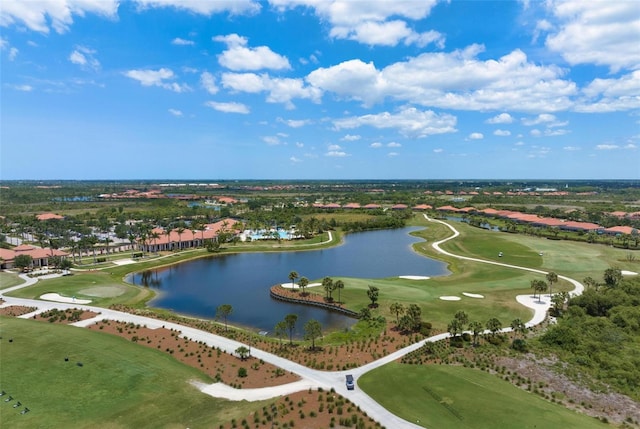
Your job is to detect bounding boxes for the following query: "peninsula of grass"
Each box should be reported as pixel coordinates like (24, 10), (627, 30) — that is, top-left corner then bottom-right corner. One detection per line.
(0, 316), (267, 429)
(359, 363), (608, 429)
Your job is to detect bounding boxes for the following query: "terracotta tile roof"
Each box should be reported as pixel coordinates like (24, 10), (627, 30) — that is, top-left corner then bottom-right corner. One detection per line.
(391, 204), (408, 209)
(605, 226), (636, 235)
(342, 203), (361, 209)
(413, 204), (433, 210)
(36, 213), (64, 221)
(363, 204), (381, 209)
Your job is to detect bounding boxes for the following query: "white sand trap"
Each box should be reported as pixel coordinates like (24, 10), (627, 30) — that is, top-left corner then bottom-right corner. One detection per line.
(462, 292), (484, 298)
(439, 296), (461, 301)
(399, 275), (430, 280)
(621, 270), (638, 276)
(112, 259), (136, 266)
(40, 293), (92, 304)
(281, 282), (322, 289)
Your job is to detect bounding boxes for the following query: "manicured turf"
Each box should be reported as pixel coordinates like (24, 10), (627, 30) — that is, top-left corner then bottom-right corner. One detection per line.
(0, 271), (23, 290)
(0, 317), (265, 429)
(359, 363), (608, 429)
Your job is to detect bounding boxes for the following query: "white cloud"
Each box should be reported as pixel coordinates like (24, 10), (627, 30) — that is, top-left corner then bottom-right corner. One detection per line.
(494, 129), (511, 137)
(200, 71), (218, 94)
(204, 101), (250, 114)
(596, 144), (619, 150)
(263, 135), (282, 145)
(486, 113), (513, 124)
(514, 141), (525, 146)
(576, 70), (640, 113)
(214, 33), (291, 71)
(135, 0), (261, 16)
(468, 132), (484, 140)
(341, 134), (361, 141)
(387, 142), (401, 148)
(168, 108), (183, 116)
(370, 142), (383, 148)
(0, 0), (118, 33)
(69, 46), (100, 71)
(624, 143), (637, 150)
(433, 148), (443, 153)
(387, 152), (398, 157)
(521, 113), (558, 126)
(295, 142), (304, 148)
(563, 146), (580, 151)
(307, 47), (577, 112)
(328, 144), (342, 151)
(333, 107), (457, 138)
(222, 72), (321, 108)
(326, 150), (348, 157)
(172, 37), (194, 46)
(124, 68), (191, 92)
(290, 156), (302, 163)
(7, 84), (33, 91)
(544, 1), (640, 72)
(271, 0), (440, 47)
(278, 118), (310, 128)
(530, 129), (542, 137)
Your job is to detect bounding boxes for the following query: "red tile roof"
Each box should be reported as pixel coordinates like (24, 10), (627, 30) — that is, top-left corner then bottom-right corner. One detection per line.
(36, 213), (64, 221)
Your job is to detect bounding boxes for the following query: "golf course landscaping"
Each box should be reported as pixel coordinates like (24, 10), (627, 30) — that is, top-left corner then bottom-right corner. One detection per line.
(2, 213), (639, 428)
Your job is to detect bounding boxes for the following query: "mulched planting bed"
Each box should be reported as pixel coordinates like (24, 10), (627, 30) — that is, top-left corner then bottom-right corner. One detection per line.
(86, 320), (300, 388)
(0, 306), (36, 317)
(34, 308), (101, 324)
(218, 388), (383, 429)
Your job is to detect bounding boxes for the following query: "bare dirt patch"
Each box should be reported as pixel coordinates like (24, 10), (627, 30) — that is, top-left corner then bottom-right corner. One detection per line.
(217, 388), (382, 429)
(0, 305), (36, 317)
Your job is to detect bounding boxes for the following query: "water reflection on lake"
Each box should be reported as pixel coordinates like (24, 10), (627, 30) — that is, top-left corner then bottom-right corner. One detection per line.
(127, 227), (448, 336)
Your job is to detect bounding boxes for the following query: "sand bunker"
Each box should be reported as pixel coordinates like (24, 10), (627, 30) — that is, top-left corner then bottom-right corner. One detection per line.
(78, 285), (127, 298)
(439, 296), (461, 301)
(621, 270), (638, 276)
(40, 293), (92, 304)
(462, 292), (484, 298)
(112, 259), (136, 266)
(399, 275), (430, 280)
(281, 282), (322, 289)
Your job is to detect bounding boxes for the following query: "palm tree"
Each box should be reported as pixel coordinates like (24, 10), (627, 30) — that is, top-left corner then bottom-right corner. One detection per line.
(235, 346), (250, 361)
(510, 318), (526, 338)
(150, 231), (160, 255)
(367, 285), (379, 307)
(164, 227), (172, 251)
(334, 279), (344, 303)
(176, 227), (185, 251)
(288, 271), (299, 288)
(284, 314), (298, 345)
(546, 271), (558, 298)
(486, 318), (502, 337)
(390, 302), (405, 324)
(216, 304), (233, 332)
(304, 319), (322, 351)
(469, 321), (483, 346)
(274, 320), (287, 347)
(322, 276), (334, 301)
(530, 279), (547, 300)
(298, 276), (309, 296)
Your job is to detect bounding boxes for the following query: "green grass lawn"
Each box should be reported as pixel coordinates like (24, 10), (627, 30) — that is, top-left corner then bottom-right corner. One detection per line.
(0, 317), (266, 429)
(0, 271), (23, 290)
(359, 363), (608, 429)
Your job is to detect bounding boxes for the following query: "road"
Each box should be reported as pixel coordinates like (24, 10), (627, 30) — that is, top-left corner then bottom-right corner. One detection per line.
(0, 217), (584, 429)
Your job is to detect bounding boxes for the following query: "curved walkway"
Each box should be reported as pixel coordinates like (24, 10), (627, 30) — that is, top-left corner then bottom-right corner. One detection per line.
(0, 218), (584, 429)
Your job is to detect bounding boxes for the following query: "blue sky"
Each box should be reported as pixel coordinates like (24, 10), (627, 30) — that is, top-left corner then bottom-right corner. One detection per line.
(1, 0), (639, 180)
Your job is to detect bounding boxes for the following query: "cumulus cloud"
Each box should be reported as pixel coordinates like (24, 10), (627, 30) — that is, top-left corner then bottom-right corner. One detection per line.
(576, 70), (640, 113)
(494, 129), (511, 136)
(200, 71), (218, 94)
(486, 113), (513, 124)
(124, 68), (191, 92)
(387, 152), (398, 157)
(271, 0), (441, 47)
(1, 38), (18, 61)
(370, 142), (383, 148)
(263, 135), (283, 145)
(172, 37), (194, 46)
(135, 0), (261, 16)
(0, 0), (118, 33)
(563, 146), (580, 151)
(214, 33), (290, 71)
(205, 101), (250, 114)
(290, 156), (302, 163)
(221, 72), (321, 108)
(468, 132), (484, 140)
(387, 142), (401, 147)
(7, 84), (33, 91)
(341, 134), (361, 141)
(168, 108), (183, 116)
(326, 150), (348, 157)
(69, 46), (100, 70)
(333, 107), (457, 138)
(433, 148), (443, 153)
(521, 113), (558, 126)
(596, 144), (619, 150)
(278, 118), (311, 128)
(307, 47), (577, 112)
(543, 1), (640, 72)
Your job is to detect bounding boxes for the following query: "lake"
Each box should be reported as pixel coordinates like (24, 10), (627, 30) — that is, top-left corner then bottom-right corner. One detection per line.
(127, 227), (448, 336)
